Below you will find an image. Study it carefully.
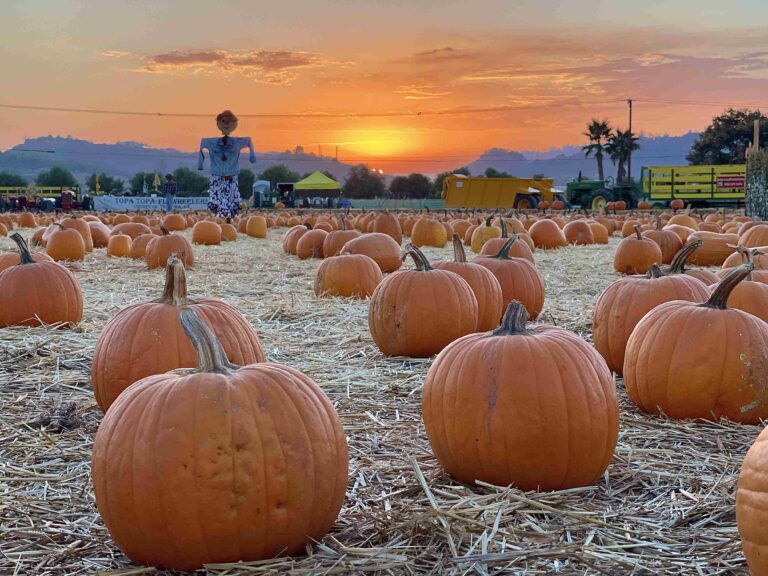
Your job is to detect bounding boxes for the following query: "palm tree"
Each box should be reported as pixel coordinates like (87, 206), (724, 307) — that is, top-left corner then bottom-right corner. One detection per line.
(582, 119), (612, 181)
(605, 129), (640, 184)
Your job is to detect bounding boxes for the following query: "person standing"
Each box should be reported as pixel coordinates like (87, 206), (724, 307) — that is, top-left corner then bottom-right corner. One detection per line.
(162, 174), (177, 212)
(198, 110), (256, 222)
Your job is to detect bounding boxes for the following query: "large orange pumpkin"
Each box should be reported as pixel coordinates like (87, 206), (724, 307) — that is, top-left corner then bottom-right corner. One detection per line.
(642, 217), (683, 264)
(368, 244), (477, 357)
(528, 218), (567, 249)
(737, 427), (768, 575)
(411, 218), (448, 248)
(322, 218), (361, 257)
(0, 233), (83, 327)
(130, 233), (159, 259)
(479, 219), (535, 262)
(371, 212), (403, 244)
(192, 220), (222, 245)
(88, 221), (112, 248)
(314, 254), (383, 298)
(145, 226), (195, 270)
(282, 224), (310, 255)
(470, 217), (501, 253)
(563, 220), (594, 245)
(91, 256), (265, 411)
(613, 225), (662, 275)
(423, 302), (618, 491)
(46, 223), (86, 262)
(61, 216), (94, 252)
(296, 228), (328, 259)
(341, 233), (402, 273)
(106, 234), (133, 258)
(624, 264), (768, 424)
(474, 236), (545, 320)
(592, 264), (709, 375)
(433, 234), (504, 331)
(92, 309), (347, 572)
(685, 231), (738, 266)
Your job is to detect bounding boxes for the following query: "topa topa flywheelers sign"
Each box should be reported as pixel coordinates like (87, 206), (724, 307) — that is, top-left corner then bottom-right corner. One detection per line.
(93, 195), (210, 212)
(716, 176), (746, 189)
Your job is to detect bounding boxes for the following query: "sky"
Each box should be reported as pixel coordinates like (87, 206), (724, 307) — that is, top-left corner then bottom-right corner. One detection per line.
(1, 0), (768, 173)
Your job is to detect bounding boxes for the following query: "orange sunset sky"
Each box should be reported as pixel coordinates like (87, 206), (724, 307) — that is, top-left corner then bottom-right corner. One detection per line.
(2, 0), (768, 173)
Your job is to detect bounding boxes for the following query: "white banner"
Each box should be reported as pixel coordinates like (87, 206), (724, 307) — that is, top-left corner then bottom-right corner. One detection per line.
(93, 195), (210, 212)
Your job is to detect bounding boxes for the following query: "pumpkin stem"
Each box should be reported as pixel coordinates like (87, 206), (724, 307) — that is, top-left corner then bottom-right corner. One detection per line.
(656, 217), (663, 231)
(500, 218), (508, 238)
(666, 240), (703, 274)
(159, 255), (189, 305)
(489, 235), (518, 260)
(451, 233), (467, 263)
(179, 308), (237, 374)
(485, 216), (493, 227)
(340, 217), (348, 231)
(403, 243), (433, 271)
(9, 233), (34, 265)
(702, 264), (754, 310)
(160, 225), (171, 236)
(491, 302), (532, 336)
(646, 264), (664, 279)
(305, 222), (313, 230)
(633, 225), (642, 240)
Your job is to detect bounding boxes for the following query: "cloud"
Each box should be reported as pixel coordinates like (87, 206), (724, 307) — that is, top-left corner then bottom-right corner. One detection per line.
(139, 49), (332, 84)
(409, 47), (475, 64)
(395, 84), (452, 100)
(99, 50), (130, 58)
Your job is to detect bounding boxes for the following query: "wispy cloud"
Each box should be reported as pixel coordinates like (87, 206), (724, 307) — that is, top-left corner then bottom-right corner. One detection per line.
(136, 49), (333, 84)
(99, 50), (130, 58)
(395, 84), (452, 100)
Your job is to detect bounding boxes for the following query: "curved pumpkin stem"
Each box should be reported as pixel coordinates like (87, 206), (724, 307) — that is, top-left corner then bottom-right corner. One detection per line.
(305, 222), (313, 230)
(656, 217), (663, 231)
(484, 216), (493, 228)
(491, 302), (532, 336)
(646, 264), (664, 279)
(9, 233), (34, 265)
(451, 234), (467, 263)
(403, 243), (433, 271)
(666, 240), (703, 274)
(703, 264), (754, 310)
(179, 308), (237, 374)
(159, 225), (171, 236)
(633, 225), (643, 240)
(488, 235), (518, 260)
(500, 218), (508, 238)
(340, 217), (348, 231)
(159, 255), (189, 305)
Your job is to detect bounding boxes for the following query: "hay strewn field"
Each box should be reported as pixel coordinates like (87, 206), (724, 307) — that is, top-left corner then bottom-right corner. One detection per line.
(0, 227), (756, 575)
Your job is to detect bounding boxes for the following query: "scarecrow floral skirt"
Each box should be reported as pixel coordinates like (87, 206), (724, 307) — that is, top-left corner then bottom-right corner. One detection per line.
(208, 175), (241, 219)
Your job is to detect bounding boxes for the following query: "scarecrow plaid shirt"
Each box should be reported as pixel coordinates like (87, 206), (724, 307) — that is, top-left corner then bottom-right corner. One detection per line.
(162, 181), (177, 196)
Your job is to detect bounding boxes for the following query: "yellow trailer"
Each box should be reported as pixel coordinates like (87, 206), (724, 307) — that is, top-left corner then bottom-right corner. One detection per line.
(641, 165), (746, 206)
(442, 175), (563, 209)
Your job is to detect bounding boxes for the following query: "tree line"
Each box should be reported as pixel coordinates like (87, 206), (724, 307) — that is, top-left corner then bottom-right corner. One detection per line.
(2, 108), (765, 197)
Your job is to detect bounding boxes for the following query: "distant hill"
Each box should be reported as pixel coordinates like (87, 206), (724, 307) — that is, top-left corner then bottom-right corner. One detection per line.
(468, 132), (700, 185)
(0, 136), (354, 184)
(0, 132), (701, 187)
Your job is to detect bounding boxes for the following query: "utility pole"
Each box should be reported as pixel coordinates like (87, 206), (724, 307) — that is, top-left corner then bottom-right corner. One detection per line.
(627, 98), (633, 182)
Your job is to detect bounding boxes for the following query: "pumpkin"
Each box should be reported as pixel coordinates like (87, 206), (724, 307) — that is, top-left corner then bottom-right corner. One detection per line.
(551, 199), (565, 210)
(371, 212), (403, 244)
(474, 236), (545, 320)
(61, 216), (94, 252)
(664, 240), (720, 285)
(470, 217), (501, 253)
(638, 201), (652, 210)
(592, 263), (709, 375)
(667, 209), (699, 230)
(246, 216), (268, 238)
(92, 256), (265, 411)
(624, 264), (768, 424)
(282, 224), (310, 255)
(30, 228), (46, 247)
(92, 308), (347, 572)
(740, 224), (768, 248)
(322, 218), (361, 257)
(145, 226), (195, 270)
(220, 223), (238, 241)
(17, 212), (36, 228)
(0, 238), (53, 271)
(642, 218), (683, 264)
(129, 234), (158, 259)
(479, 219), (535, 262)
(162, 213), (187, 231)
(670, 199), (685, 210)
(685, 231), (738, 266)
(737, 426), (768, 575)
(723, 247), (768, 323)
(433, 234), (504, 331)
(528, 219), (567, 249)
(296, 228), (328, 259)
(0, 233), (83, 327)
(107, 234), (133, 258)
(663, 223), (696, 244)
(411, 218), (448, 248)
(423, 302), (618, 491)
(449, 219), (472, 238)
(588, 221), (610, 244)
(563, 220), (594, 245)
(192, 220), (222, 245)
(368, 244), (478, 357)
(112, 222), (153, 239)
(341, 233), (402, 273)
(88, 221), (112, 248)
(46, 223), (86, 261)
(613, 225), (662, 275)
(314, 254), (383, 298)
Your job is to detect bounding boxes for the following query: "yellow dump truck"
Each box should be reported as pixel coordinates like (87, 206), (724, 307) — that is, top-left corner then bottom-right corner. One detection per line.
(442, 175), (564, 209)
(641, 165), (746, 206)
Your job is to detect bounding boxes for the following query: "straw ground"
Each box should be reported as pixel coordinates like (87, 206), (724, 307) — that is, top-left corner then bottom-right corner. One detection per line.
(0, 227), (756, 575)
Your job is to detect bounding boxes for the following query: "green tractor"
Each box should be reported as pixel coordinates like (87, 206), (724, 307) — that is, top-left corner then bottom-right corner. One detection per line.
(566, 174), (639, 210)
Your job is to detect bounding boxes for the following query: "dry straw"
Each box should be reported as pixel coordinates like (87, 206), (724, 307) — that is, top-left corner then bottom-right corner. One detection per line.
(0, 227), (755, 575)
